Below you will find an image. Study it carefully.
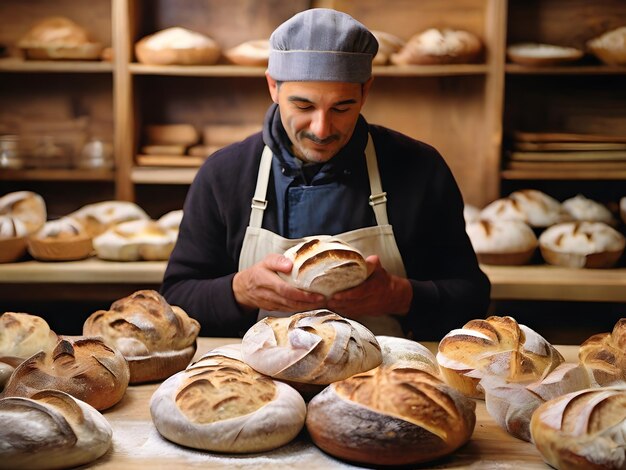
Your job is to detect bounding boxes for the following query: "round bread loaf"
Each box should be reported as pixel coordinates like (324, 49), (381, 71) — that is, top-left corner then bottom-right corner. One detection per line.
(93, 219), (176, 261)
(480, 197), (528, 224)
(27, 216), (93, 261)
(371, 30), (405, 65)
(376, 335), (440, 375)
(279, 237), (368, 298)
(0, 390), (112, 470)
(0, 312), (59, 390)
(481, 362), (591, 442)
(506, 43), (584, 66)
(224, 39), (269, 66)
(530, 387), (626, 470)
(306, 364), (476, 466)
(157, 209), (183, 234)
(510, 189), (570, 227)
(579, 318), (626, 386)
(562, 194), (615, 225)
(539, 221), (625, 268)
(150, 344), (306, 453)
(69, 200), (149, 238)
(83, 290), (200, 383)
(2, 337), (129, 411)
(587, 26), (626, 66)
(241, 309), (382, 385)
(436, 315), (564, 398)
(135, 27), (220, 66)
(390, 28), (483, 65)
(0, 191), (47, 235)
(466, 219), (538, 265)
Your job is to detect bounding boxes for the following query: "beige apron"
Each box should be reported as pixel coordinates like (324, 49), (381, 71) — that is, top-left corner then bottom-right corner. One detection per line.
(238, 135), (406, 337)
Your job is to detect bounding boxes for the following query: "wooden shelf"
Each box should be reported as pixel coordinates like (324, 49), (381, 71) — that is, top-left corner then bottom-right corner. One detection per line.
(501, 169), (626, 180)
(129, 63), (489, 78)
(131, 166), (198, 184)
(0, 168), (115, 181)
(505, 64), (626, 75)
(1, 259), (625, 303)
(0, 57), (113, 73)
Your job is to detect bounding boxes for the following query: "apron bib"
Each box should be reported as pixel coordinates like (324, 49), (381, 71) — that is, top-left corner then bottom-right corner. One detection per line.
(239, 135), (406, 337)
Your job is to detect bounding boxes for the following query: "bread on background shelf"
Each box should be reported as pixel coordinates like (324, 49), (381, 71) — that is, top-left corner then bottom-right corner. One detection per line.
(0, 191), (47, 263)
(466, 219), (538, 265)
(390, 28), (483, 65)
(506, 43), (584, 66)
(27, 216), (93, 261)
(135, 27), (220, 66)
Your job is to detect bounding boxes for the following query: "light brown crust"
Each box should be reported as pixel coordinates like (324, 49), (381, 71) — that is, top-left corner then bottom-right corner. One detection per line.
(579, 318), (626, 385)
(27, 235), (93, 261)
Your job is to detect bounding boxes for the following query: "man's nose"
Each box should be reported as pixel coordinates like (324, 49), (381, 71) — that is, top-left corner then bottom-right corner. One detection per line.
(310, 110), (332, 139)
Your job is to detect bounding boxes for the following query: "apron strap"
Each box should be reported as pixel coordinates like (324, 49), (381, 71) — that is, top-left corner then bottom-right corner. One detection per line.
(248, 134), (389, 228)
(364, 134), (389, 226)
(249, 145), (274, 228)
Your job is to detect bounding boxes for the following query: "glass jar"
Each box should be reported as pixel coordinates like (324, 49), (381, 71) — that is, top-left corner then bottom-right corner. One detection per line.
(0, 135), (23, 169)
(76, 137), (114, 169)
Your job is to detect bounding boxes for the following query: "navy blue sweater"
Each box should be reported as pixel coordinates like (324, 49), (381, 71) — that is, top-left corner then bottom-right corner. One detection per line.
(161, 123), (490, 339)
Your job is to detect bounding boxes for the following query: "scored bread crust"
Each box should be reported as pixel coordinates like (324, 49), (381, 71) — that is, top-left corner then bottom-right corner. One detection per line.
(436, 315), (564, 398)
(306, 365), (476, 466)
(530, 387), (626, 470)
(241, 309), (382, 385)
(27, 217), (93, 261)
(83, 290), (200, 383)
(2, 337), (129, 411)
(279, 237), (368, 298)
(150, 345), (306, 453)
(579, 318), (626, 386)
(0, 390), (112, 470)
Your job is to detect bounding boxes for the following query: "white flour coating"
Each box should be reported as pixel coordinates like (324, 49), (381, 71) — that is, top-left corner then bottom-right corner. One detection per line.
(110, 421), (358, 469)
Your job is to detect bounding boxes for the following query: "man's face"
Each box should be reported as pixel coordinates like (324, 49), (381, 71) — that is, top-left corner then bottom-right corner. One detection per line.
(267, 75), (372, 164)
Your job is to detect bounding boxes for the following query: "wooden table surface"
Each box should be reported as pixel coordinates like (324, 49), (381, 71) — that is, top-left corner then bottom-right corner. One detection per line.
(86, 337), (578, 469)
(1, 258), (626, 302)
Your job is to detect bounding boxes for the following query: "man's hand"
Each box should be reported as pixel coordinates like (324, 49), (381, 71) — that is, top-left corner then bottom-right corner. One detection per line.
(233, 253), (326, 313)
(327, 255), (412, 318)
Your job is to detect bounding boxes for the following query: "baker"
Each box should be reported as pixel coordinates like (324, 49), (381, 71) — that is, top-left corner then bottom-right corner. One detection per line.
(161, 8), (490, 338)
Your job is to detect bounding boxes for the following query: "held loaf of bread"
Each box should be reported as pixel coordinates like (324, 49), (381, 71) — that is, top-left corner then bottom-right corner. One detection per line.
(436, 315), (564, 398)
(83, 290), (200, 383)
(530, 387), (626, 470)
(150, 344), (306, 453)
(27, 216), (93, 261)
(0, 390), (112, 470)
(306, 363), (476, 466)
(539, 221), (625, 269)
(279, 237), (368, 298)
(241, 309), (382, 385)
(0, 312), (58, 389)
(579, 318), (626, 386)
(2, 336), (129, 411)
(466, 219), (538, 265)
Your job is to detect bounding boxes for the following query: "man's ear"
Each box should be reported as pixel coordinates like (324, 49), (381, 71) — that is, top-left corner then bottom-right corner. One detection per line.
(361, 76), (374, 105)
(266, 71), (279, 103)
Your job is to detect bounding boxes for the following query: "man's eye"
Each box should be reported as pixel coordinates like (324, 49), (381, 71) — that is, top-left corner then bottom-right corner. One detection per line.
(295, 104), (313, 110)
(332, 107), (349, 113)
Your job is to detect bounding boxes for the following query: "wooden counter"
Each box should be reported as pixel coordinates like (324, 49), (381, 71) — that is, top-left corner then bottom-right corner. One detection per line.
(0, 258), (625, 302)
(87, 338), (577, 469)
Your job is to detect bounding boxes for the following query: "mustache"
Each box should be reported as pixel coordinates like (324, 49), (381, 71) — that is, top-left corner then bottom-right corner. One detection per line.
(301, 132), (339, 145)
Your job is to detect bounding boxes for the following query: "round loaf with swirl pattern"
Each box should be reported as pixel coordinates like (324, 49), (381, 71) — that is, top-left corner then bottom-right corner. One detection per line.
(306, 363), (476, 466)
(579, 318), (626, 386)
(0, 389), (112, 470)
(83, 290), (200, 383)
(436, 315), (564, 398)
(241, 309), (381, 385)
(150, 344), (306, 453)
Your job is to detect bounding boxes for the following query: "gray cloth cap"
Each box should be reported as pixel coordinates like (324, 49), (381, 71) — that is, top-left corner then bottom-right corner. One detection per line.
(268, 8), (378, 83)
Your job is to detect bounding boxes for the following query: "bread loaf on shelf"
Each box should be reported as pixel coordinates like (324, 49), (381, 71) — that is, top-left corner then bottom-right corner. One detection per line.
(241, 309), (382, 385)
(69, 200), (149, 238)
(135, 27), (221, 66)
(0, 312), (58, 389)
(579, 318), (626, 386)
(0, 390), (112, 470)
(83, 290), (200, 383)
(539, 221), (626, 269)
(530, 387), (626, 470)
(371, 30), (405, 65)
(279, 237), (368, 298)
(2, 336), (129, 411)
(562, 194), (615, 225)
(466, 219), (538, 265)
(224, 39), (270, 66)
(390, 28), (483, 65)
(150, 344), (306, 453)
(436, 315), (564, 398)
(27, 216), (93, 261)
(92, 219), (176, 261)
(0, 191), (47, 235)
(587, 26), (626, 66)
(306, 363), (476, 466)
